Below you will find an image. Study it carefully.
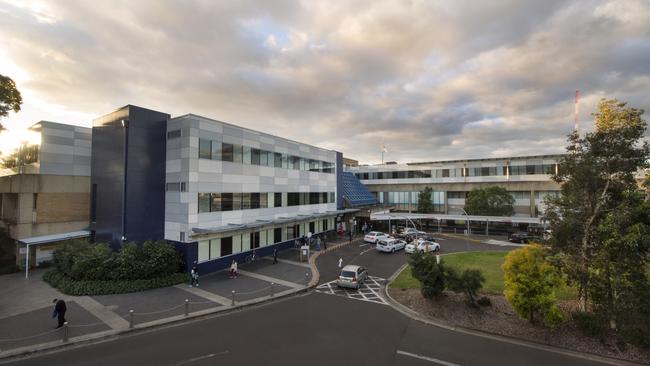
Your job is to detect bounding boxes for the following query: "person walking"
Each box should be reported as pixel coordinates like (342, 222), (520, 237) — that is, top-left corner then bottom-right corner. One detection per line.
(273, 248), (278, 264)
(190, 266), (199, 287)
(229, 260), (238, 278)
(323, 235), (327, 250)
(349, 230), (353, 243)
(52, 298), (67, 328)
(338, 257), (343, 269)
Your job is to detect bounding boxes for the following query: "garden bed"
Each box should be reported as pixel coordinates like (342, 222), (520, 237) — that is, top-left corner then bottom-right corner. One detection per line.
(389, 278), (650, 363)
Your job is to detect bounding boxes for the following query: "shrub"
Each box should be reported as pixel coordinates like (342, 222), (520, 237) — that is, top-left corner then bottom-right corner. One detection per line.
(44, 269), (189, 296)
(447, 267), (485, 306)
(572, 311), (607, 338)
(503, 244), (565, 327)
(477, 296), (492, 307)
(141, 240), (182, 278)
(409, 251), (446, 299)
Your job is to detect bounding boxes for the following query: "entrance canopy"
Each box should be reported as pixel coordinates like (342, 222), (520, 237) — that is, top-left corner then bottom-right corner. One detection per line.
(370, 212), (542, 225)
(17, 230), (90, 279)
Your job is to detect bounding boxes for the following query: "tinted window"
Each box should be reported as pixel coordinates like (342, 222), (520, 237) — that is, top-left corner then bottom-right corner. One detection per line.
(222, 143), (234, 162)
(199, 139), (211, 159)
(221, 237), (233, 256)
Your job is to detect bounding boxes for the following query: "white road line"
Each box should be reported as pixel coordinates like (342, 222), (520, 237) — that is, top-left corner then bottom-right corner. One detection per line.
(396, 350), (461, 366)
(75, 296), (130, 330)
(175, 284), (232, 306)
(359, 243), (369, 247)
(264, 257), (311, 268)
(172, 351), (228, 365)
(360, 247), (374, 255)
(237, 269), (305, 289)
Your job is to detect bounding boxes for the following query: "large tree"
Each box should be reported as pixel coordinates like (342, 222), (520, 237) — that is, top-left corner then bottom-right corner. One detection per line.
(545, 98), (650, 314)
(0, 74), (22, 130)
(417, 187), (434, 213)
(464, 186), (514, 216)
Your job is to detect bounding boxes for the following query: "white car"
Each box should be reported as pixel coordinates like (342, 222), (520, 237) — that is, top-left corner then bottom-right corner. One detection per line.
(376, 238), (407, 253)
(401, 228), (425, 236)
(364, 231), (389, 244)
(405, 240), (441, 254)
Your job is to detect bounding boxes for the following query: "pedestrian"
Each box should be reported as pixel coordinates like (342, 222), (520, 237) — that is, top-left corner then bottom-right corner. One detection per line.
(316, 236), (322, 251)
(190, 266), (199, 287)
(294, 238), (300, 249)
(52, 298), (67, 328)
(273, 248), (278, 264)
(229, 259), (238, 278)
(338, 257), (343, 269)
(362, 223), (367, 234)
(349, 230), (353, 242)
(323, 235), (327, 250)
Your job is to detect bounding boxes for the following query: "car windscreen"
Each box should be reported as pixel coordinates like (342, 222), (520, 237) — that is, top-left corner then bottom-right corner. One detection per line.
(340, 271), (356, 278)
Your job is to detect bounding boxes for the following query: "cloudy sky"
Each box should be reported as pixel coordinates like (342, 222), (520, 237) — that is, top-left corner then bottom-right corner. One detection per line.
(1, 0), (649, 164)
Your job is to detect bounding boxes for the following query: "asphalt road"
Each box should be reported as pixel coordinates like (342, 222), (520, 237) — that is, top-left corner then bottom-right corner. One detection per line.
(2, 236), (613, 366)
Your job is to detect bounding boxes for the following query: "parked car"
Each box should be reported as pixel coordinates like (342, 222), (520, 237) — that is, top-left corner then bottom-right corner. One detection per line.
(376, 238), (407, 253)
(509, 232), (539, 243)
(337, 265), (369, 289)
(401, 227), (426, 236)
(405, 240), (441, 254)
(364, 231), (389, 244)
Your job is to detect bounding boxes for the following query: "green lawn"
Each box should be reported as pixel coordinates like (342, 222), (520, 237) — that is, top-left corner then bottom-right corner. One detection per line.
(391, 251), (577, 300)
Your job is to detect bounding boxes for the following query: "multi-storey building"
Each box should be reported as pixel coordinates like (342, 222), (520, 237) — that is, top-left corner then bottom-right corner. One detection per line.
(347, 155), (563, 217)
(0, 121), (91, 269)
(91, 105), (351, 273)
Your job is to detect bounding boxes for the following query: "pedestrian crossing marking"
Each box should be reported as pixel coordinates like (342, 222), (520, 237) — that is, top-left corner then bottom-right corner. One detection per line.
(315, 276), (388, 306)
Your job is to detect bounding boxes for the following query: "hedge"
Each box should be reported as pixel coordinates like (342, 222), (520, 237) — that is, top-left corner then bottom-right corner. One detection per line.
(44, 269), (189, 296)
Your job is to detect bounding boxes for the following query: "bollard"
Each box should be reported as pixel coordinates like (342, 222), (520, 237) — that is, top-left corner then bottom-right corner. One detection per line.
(62, 322), (69, 342)
(129, 309), (134, 329)
(184, 299), (189, 316)
(231, 290), (236, 306)
(270, 283), (275, 297)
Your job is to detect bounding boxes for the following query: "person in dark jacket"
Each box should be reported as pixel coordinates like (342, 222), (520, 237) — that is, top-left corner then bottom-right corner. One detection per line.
(273, 248), (278, 264)
(52, 298), (67, 328)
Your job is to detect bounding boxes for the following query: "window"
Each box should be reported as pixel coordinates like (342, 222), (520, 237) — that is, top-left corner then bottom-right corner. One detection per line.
(250, 193), (260, 209)
(211, 141), (222, 160)
(251, 148), (260, 165)
(241, 193), (251, 210)
(181, 182), (187, 192)
(198, 193), (211, 213)
(221, 237), (233, 256)
(198, 241), (210, 262)
(221, 193), (233, 211)
(274, 153), (283, 168)
(322, 219), (328, 231)
(211, 193), (222, 212)
(442, 169), (450, 177)
(260, 192), (268, 208)
(243, 146), (251, 164)
(260, 150), (269, 166)
(199, 139), (211, 159)
(166, 183), (180, 191)
(251, 231), (260, 249)
(309, 221), (315, 234)
(274, 192), (282, 207)
(209, 239), (220, 259)
(233, 144), (243, 163)
(288, 192), (299, 206)
(222, 143), (234, 162)
(232, 193), (242, 211)
(274, 227), (282, 243)
(167, 130), (181, 139)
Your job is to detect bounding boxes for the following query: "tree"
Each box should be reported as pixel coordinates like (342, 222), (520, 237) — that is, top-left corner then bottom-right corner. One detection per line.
(409, 251), (445, 298)
(447, 267), (485, 306)
(464, 186), (514, 216)
(503, 244), (565, 328)
(417, 187), (434, 213)
(545, 99), (650, 312)
(0, 74), (23, 129)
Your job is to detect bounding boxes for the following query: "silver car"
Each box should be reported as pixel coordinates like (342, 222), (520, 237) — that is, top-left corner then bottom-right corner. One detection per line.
(337, 265), (368, 289)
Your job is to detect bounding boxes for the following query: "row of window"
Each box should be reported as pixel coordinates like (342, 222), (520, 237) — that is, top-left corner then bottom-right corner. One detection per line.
(198, 192), (335, 213)
(198, 138), (335, 173)
(197, 219), (333, 262)
(355, 164), (559, 180)
(373, 190), (562, 203)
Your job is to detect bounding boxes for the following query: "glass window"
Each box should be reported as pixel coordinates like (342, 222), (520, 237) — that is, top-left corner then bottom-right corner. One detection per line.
(210, 193), (222, 212)
(241, 193), (251, 210)
(288, 192), (299, 206)
(232, 193), (242, 211)
(267, 192), (273, 208)
(199, 139), (211, 159)
(221, 193), (233, 211)
(198, 241), (210, 262)
(526, 165), (536, 175)
(251, 193), (260, 209)
(274, 227), (282, 243)
(233, 144), (243, 163)
(274, 153), (282, 168)
(260, 150), (269, 166)
(211, 141), (222, 160)
(222, 143), (234, 162)
(198, 193), (211, 213)
(260, 192), (268, 208)
(221, 237), (233, 256)
(243, 146), (251, 164)
(300, 158), (306, 171)
(274, 192), (282, 207)
(442, 169), (449, 177)
(251, 231), (260, 249)
(282, 154), (288, 169)
(232, 235), (242, 253)
(251, 148), (260, 165)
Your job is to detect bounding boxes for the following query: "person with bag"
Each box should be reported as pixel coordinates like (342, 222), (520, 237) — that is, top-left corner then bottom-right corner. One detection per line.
(229, 260), (238, 278)
(190, 266), (199, 287)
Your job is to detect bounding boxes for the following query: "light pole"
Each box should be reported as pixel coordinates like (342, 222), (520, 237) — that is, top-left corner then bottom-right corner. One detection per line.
(460, 208), (470, 251)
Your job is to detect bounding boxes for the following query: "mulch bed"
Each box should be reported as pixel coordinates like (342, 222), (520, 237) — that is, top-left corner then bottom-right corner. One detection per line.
(389, 288), (650, 364)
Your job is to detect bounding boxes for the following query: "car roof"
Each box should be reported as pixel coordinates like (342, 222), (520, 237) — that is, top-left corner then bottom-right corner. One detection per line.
(342, 265), (361, 271)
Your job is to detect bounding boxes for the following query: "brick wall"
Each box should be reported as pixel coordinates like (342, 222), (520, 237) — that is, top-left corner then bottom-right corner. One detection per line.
(36, 193), (89, 223)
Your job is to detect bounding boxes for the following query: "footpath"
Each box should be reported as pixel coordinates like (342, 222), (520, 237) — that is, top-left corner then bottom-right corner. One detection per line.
(0, 236), (356, 361)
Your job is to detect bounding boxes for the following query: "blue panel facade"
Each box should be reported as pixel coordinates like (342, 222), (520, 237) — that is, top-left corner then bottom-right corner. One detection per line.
(336, 152), (344, 210)
(90, 105), (170, 247)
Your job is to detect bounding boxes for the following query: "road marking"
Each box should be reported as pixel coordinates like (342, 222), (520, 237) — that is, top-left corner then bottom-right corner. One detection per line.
(396, 350), (461, 366)
(359, 243), (369, 247)
(237, 269), (305, 289)
(263, 257), (311, 268)
(315, 276), (388, 305)
(360, 247), (374, 255)
(76, 296), (130, 330)
(172, 351), (228, 365)
(175, 285), (232, 306)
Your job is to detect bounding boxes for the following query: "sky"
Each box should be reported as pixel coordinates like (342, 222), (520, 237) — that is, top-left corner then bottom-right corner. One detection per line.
(0, 0), (649, 164)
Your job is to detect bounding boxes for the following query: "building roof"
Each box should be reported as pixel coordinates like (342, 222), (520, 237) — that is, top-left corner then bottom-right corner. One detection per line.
(17, 230), (90, 245)
(342, 172), (377, 206)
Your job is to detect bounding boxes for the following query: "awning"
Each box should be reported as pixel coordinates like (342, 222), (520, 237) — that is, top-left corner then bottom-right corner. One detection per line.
(17, 230), (90, 245)
(370, 212), (542, 225)
(191, 209), (359, 238)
